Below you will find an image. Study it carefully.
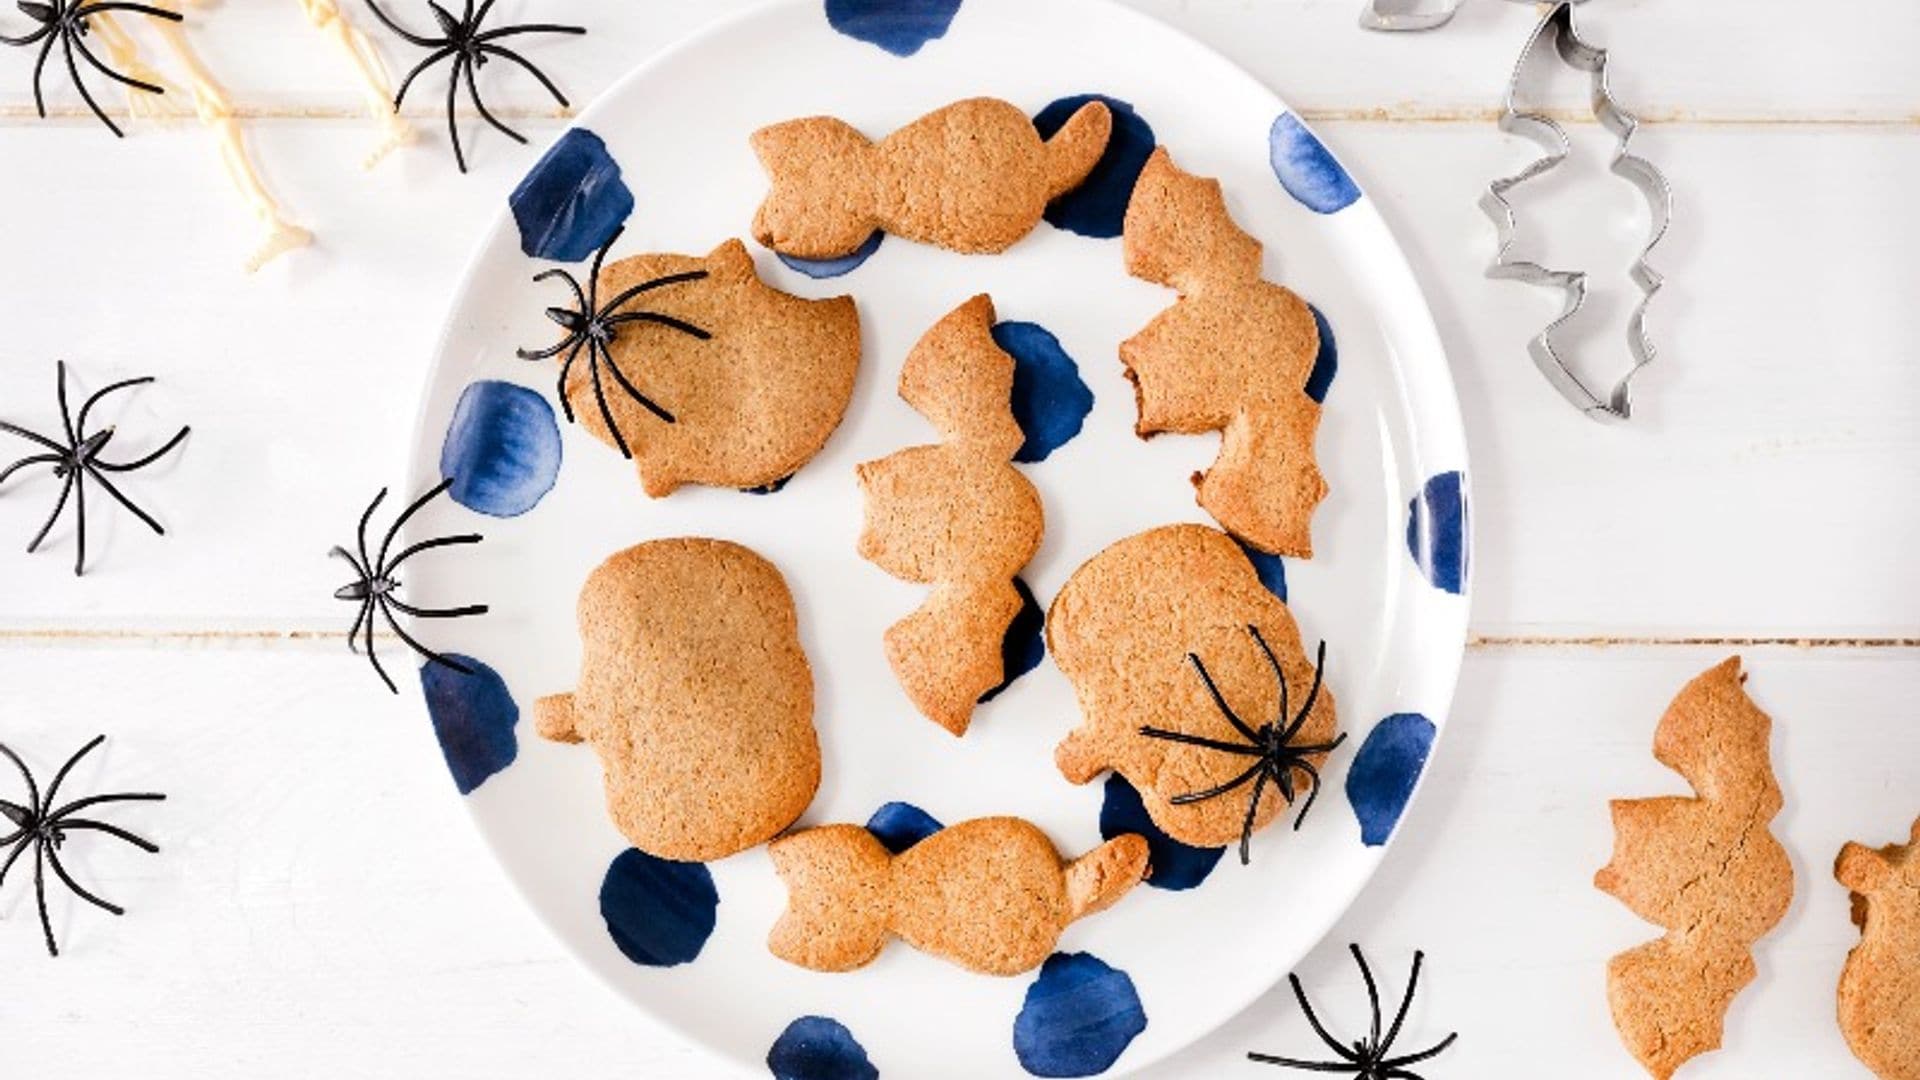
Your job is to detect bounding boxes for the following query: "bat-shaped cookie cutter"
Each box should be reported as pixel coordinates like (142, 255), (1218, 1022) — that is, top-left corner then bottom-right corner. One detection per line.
(1481, 1), (1670, 422)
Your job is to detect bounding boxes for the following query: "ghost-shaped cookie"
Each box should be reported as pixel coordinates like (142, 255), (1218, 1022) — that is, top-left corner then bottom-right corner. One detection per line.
(1836, 816), (1920, 1080)
(534, 539), (821, 862)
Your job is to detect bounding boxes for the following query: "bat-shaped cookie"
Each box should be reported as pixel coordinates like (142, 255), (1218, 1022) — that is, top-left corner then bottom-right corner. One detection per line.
(751, 96), (1111, 258)
(534, 539), (821, 862)
(856, 295), (1042, 735)
(1836, 816), (1920, 1080)
(1121, 148), (1328, 557)
(768, 817), (1148, 976)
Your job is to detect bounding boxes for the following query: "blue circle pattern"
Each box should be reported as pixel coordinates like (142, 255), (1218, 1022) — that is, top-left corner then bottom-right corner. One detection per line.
(510, 128), (635, 262)
(995, 322), (1094, 464)
(865, 802), (945, 854)
(419, 654), (519, 795)
(1099, 775), (1224, 892)
(824, 0), (962, 57)
(1305, 305), (1338, 405)
(1033, 94), (1157, 240)
(1407, 471), (1468, 594)
(440, 380), (562, 518)
(778, 231), (885, 279)
(1345, 713), (1437, 846)
(1014, 952), (1148, 1077)
(599, 849), (718, 967)
(768, 1016), (880, 1080)
(1268, 113), (1361, 215)
(979, 577), (1045, 704)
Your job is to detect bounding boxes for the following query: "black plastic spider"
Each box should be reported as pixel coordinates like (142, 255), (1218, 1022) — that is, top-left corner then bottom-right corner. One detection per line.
(0, 361), (190, 576)
(1250, 945), (1458, 1079)
(1, 735), (165, 957)
(330, 477), (488, 694)
(516, 226), (711, 460)
(0, 0), (182, 137)
(1139, 626), (1343, 864)
(363, 0), (584, 173)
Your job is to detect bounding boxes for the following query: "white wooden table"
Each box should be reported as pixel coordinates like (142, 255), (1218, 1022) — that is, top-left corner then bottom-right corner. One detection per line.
(3, 2), (1915, 1076)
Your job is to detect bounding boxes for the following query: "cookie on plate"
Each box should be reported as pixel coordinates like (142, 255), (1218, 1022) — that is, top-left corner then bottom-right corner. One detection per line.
(534, 539), (820, 862)
(855, 295), (1043, 735)
(1049, 523), (1338, 856)
(768, 816), (1148, 976)
(1594, 657), (1793, 1079)
(1836, 815), (1920, 1080)
(1120, 147), (1328, 557)
(529, 238), (860, 497)
(751, 96), (1112, 258)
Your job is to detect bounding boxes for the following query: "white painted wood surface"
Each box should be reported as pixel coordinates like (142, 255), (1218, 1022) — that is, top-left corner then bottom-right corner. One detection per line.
(2, 2), (1914, 1077)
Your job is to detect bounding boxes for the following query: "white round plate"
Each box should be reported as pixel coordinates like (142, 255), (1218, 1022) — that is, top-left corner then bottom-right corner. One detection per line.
(403, 1), (1471, 1076)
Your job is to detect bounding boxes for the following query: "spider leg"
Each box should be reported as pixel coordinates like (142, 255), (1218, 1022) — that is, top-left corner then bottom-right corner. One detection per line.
(1243, 1053), (1356, 1073)
(47, 792), (165, 822)
(1288, 973), (1363, 1063)
(43, 842), (125, 916)
(586, 229), (620, 302)
(517, 331), (580, 362)
(92, 423), (189, 472)
(361, 0), (439, 47)
(55, 361), (76, 444)
(601, 310), (713, 341)
(0, 453), (63, 486)
(81, 465), (165, 540)
(364, 601), (397, 694)
(1168, 758), (1264, 805)
(0, 22), (54, 47)
(74, 2), (186, 21)
(42, 734), (105, 810)
(596, 339), (674, 424)
(1288, 733), (1350, 757)
(475, 43), (571, 108)
(1137, 726), (1263, 757)
(377, 597), (475, 675)
(1188, 652), (1263, 744)
(445, 54), (469, 173)
(387, 597), (488, 619)
(0, 743), (42, 814)
(1237, 769), (1270, 864)
(355, 488), (387, 579)
(35, 843), (59, 956)
(391, 45), (456, 107)
(552, 339), (585, 423)
(0, 419), (66, 454)
(1244, 624), (1292, 731)
(587, 343), (633, 459)
(597, 269), (709, 315)
(52, 818), (160, 853)
(345, 597), (372, 653)
(1281, 639), (1331, 743)
(385, 532), (481, 574)
(470, 0), (494, 25)
(63, 32), (124, 138)
(464, 56), (526, 144)
(26, 471), (75, 555)
(70, 30), (165, 96)
(473, 23), (587, 44)
(374, 477), (455, 572)
(29, 31), (56, 120)
(1379, 1032), (1458, 1071)
(329, 544), (370, 581)
(1349, 945), (1384, 1052)
(1288, 759), (1329, 829)
(0, 833), (34, 889)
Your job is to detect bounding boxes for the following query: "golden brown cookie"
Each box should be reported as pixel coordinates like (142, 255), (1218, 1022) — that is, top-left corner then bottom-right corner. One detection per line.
(1120, 147), (1328, 557)
(531, 238), (860, 497)
(767, 816), (1148, 976)
(1836, 816), (1920, 1080)
(1048, 524), (1338, 856)
(855, 295), (1043, 736)
(534, 539), (820, 862)
(751, 97), (1112, 258)
(1594, 657), (1794, 1079)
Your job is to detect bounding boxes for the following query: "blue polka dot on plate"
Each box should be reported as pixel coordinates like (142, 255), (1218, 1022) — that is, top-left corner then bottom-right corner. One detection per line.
(767, 1016), (879, 1080)
(980, 577), (1044, 703)
(1407, 470), (1468, 594)
(1014, 952), (1148, 1077)
(865, 801), (944, 854)
(510, 128), (634, 262)
(778, 231), (884, 279)
(419, 654), (518, 795)
(1034, 94), (1156, 239)
(1306, 304), (1338, 404)
(440, 380), (562, 518)
(599, 849), (718, 967)
(1099, 775), (1224, 891)
(993, 322), (1093, 464)
(1268, 113), (1361, 215)
(1345, 713), (1437, 846)
(825, 0), (962, 57)
(1238, 540), (1288, 603)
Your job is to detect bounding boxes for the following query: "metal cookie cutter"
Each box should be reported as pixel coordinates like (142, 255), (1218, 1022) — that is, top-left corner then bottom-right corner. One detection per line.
(1481, 1), (1670, 422)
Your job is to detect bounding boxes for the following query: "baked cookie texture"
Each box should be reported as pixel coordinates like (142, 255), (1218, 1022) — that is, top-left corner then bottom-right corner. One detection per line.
(1048, 523), (1337, 850)
(751, 96), (1112, 258)
(534, 539), (821, 862)
(855, 295), (1043, 736)
(550, 239), (860, 497)
(1594, 657), (1793, 1080)
(1120, 147), (1328, 557)
(767, 817), (1148, 976)
(1836, 816), (1920, 1080)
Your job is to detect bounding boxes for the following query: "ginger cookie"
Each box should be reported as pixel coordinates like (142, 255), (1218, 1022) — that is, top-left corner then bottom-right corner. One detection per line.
(523, 236), (860, 497)
(1836, 815), (1920, 1080)
(855, 295), (1043, 735)
(751, 96), (1112, 258)
(1048, 524), (1339, 860)
(534, 539), (820, 862)
(1594, 657), (1793, 1079)
(1120, 147), (1328, 557)
(767, 816), (1148, 976)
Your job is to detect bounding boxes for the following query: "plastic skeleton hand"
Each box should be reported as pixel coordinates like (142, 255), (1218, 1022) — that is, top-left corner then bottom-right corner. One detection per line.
(298, 0), (414, 168)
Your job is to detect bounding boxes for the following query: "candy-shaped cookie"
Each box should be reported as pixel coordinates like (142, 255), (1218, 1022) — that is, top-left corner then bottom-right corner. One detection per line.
(768, 817), (1148, 976)
(751, 96), (1112, 258)
(520, 235), (860, 497)
(1836, 816), (1920, 1080)
(1594, 657), (1793, 1079)
(534, 539), (820, 862)
(1121, 148), (1328, 557)
(856, 295), (1042, 735)
(1049, 524), (1339, 861)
